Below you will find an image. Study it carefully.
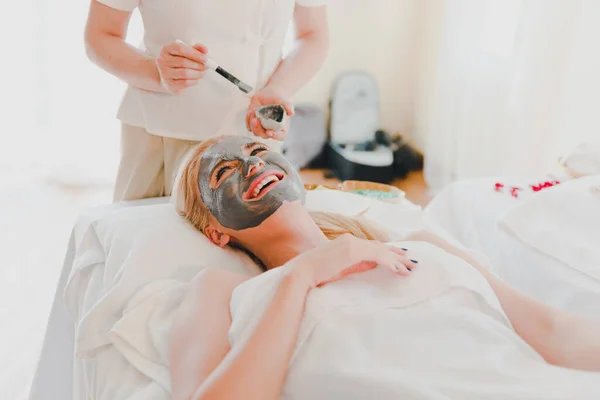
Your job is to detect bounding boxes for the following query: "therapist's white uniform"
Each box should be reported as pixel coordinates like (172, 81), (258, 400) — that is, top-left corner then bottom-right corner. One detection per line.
(97, 0), (326, 202)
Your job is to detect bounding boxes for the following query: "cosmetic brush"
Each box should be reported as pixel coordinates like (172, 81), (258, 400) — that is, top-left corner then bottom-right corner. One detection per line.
(176, 40), (253, 94)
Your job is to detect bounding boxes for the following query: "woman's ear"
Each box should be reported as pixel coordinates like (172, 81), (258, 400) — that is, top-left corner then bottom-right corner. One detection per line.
(205, 225), (231, 247)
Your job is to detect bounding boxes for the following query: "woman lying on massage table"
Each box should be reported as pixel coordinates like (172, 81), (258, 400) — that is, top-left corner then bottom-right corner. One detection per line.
(169, 135), (600, 400)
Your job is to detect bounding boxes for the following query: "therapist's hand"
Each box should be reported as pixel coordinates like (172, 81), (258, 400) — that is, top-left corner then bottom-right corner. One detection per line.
(246, 87), (295, 141)
(155, 41), (208, 94)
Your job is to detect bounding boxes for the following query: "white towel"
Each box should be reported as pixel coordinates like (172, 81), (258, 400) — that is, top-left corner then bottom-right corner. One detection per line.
(498, 175), (600, 282)
(109, 279), (186, 394)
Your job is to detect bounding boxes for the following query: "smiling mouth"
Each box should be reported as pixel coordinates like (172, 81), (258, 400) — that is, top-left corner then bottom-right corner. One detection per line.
(243, 171), (285, 201)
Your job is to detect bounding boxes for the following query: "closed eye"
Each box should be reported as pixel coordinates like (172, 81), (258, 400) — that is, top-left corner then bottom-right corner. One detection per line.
(250, 146), (268, 157)
(216, 166), (231, 181)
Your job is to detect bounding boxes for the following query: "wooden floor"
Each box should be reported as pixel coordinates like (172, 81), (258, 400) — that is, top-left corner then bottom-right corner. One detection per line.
(299, 168), (431, 207)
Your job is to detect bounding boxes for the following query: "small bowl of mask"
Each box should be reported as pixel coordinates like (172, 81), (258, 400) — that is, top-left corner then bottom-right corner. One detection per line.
(255, 104), (287, 132)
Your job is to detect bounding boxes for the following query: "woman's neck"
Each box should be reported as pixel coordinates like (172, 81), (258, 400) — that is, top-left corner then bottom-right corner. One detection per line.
(238, 202), (328, 270)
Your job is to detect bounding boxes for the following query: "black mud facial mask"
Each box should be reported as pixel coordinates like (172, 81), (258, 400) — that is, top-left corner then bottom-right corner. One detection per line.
(198, 137), (305, 231)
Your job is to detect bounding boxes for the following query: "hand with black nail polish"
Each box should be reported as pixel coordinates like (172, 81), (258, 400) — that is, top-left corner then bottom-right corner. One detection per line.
(287, 235), (416, 289)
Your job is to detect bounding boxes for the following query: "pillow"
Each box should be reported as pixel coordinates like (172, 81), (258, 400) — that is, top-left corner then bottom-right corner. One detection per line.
(497, 175), (600, 282)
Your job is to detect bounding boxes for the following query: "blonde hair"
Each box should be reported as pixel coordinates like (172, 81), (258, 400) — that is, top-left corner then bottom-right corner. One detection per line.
(174, 135), (392, 243)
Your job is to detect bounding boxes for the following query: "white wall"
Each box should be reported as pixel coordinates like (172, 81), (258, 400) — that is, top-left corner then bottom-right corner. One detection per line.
(291, 0), (424, 141)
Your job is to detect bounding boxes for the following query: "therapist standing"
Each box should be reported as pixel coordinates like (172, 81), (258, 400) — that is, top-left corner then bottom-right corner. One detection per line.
(84, 0), (329, 202)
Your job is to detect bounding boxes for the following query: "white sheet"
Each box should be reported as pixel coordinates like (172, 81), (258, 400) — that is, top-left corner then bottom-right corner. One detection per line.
(229, 241), (600, 399)
(28, 232), (77, 400)
(498, 175), (600, 282)
(425, 177), (600, 319)
(81, 346), (161, 400)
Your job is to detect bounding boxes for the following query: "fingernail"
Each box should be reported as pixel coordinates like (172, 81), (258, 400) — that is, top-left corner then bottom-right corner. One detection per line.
(410, 259), (418, 264)
(401, 248), (408, 251)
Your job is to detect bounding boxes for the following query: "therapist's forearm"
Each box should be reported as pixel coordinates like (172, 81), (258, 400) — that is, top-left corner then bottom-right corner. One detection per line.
(85, 32), (165, 93)
(265, 33), (328, 98)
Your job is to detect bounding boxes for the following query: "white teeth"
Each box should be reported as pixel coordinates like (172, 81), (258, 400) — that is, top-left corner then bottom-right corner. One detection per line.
(250, 175), (280, 198)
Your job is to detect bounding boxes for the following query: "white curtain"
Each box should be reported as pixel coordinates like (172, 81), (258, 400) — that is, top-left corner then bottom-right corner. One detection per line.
(416, 0), (600, 193)
(2, 2), (144, 186)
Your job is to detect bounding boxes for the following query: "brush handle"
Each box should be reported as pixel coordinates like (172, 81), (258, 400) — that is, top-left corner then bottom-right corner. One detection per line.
(175, 39), (217, 70)
(175, 39), (252, 94)
(204, 58), (219, 71)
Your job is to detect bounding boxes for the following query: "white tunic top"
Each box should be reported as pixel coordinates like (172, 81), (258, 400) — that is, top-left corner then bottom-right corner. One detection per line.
(229, 241), (600, 399)
(97, 0), (326, 141)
